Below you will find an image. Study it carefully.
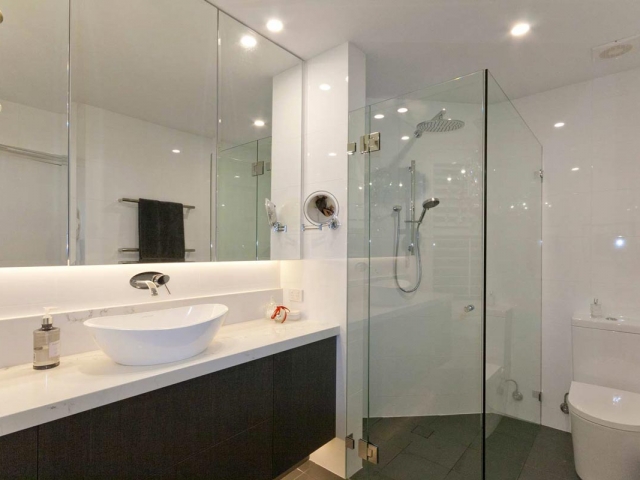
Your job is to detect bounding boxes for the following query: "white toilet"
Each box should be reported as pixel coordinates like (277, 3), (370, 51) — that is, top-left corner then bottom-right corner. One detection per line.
(569, 313), (640, 480)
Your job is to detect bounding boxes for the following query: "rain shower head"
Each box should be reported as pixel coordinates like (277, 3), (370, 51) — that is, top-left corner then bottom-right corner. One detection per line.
(414, 110), (465, 137)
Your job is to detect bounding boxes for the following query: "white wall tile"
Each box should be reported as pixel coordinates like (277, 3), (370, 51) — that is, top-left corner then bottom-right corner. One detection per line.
(515, 65), (640, 432)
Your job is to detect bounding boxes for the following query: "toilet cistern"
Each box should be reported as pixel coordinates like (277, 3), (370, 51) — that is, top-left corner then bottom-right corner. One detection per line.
(130, 272), (171, 296)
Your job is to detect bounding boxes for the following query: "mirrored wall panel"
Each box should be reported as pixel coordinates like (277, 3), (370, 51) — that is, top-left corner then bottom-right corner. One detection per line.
(217, 12), (302, 261)
(1, 1), (302, 267)
(70, 0), (218, 265)
(0, 0), (69, 267)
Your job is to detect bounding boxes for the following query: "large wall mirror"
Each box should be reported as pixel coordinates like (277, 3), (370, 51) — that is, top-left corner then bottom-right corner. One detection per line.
(217, 12), (302, 262)
(0, 0), (302, 267)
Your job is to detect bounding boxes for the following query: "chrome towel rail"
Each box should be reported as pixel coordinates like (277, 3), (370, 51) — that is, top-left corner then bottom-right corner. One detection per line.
(118, 248), (195, 253)
(118, 198), (195, 210)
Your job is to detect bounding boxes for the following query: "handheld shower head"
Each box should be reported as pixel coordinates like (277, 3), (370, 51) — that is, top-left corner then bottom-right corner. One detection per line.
(417, 198), (440, 223)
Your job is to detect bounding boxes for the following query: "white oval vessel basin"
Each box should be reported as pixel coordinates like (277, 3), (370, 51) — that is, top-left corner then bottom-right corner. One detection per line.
(85, 304), (228, 366)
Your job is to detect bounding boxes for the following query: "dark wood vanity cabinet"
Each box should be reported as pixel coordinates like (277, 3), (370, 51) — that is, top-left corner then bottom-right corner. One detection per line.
(0, 337), (336, 480)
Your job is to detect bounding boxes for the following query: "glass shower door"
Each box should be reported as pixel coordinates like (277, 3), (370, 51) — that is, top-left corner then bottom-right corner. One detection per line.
(348, 71), (487, 479)
(347, 70), (542, 480)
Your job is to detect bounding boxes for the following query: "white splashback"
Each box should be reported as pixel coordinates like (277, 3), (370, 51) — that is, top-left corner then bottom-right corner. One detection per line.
(0, 261), (281, 368)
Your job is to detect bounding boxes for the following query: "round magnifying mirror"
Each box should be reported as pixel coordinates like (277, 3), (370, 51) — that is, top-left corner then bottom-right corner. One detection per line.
(304, 191), (339, 226)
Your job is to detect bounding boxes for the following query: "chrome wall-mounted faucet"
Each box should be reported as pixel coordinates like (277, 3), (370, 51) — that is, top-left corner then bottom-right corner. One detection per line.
(130, 272), (171, 296)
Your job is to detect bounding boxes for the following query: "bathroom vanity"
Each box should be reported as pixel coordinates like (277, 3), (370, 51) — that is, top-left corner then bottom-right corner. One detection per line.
(0, 320), (338, 479)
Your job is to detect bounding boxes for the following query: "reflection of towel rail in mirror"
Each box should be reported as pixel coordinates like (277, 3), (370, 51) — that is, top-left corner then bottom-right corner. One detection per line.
(0, 143), (67, 166)
(118, 198), (196, 210)
(118, 248), (195, 253)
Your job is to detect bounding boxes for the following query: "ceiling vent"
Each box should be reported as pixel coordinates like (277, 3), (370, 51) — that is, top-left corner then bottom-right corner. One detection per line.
(592, 34), (640, 62)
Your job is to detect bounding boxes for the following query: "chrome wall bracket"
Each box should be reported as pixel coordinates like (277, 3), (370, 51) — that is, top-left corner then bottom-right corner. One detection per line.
(359, 132), (380, 153)
(357, 439), (379, 465)
(347, 142), (357, 155)
(272, 222), (287, 233)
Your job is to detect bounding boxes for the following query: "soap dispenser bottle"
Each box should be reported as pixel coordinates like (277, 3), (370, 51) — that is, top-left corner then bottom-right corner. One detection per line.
(33, 308), (60, 370)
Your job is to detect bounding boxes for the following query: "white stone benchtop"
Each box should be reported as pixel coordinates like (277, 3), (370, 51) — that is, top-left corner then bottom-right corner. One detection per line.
(0, 319), (340, 437)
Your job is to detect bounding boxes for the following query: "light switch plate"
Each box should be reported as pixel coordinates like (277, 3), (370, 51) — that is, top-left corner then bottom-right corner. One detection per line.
(288, 289), (303, 302)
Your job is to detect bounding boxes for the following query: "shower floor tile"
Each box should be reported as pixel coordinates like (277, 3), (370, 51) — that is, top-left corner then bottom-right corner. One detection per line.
(351, 415), (576, 480)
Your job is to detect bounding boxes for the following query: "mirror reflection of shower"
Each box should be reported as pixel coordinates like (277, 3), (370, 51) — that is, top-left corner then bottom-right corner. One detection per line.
(393, 197), (439, 293)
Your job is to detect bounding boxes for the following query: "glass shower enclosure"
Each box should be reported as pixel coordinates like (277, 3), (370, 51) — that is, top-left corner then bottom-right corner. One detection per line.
(346, 70), (542, 479)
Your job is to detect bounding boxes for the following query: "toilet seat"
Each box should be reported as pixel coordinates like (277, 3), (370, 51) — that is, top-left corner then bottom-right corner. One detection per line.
(569, 381), (640, 432)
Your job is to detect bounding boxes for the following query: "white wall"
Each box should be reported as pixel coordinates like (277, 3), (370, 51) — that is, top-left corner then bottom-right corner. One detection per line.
(0, 98), (67, 267)
(514, 66), (640, 431)
(281, 42), (366, 478)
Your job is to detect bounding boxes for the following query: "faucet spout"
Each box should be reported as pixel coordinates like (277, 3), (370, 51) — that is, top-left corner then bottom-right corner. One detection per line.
(138, 280), (158, 296)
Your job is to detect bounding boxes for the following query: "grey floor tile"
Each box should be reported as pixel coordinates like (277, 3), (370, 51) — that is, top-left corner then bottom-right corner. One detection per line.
(484, 458), (525, 480)
(482, 432), (533, 465)
(306, 461), (343, 480)
(300, 460), (313, 472)
(494, 417), (540, 445)
(518, 466), (561, 480)
(411, 424), (435, 439)
(445, 470), (477, 480)
(382, 453), (450, 480)
(295, 474), (315, 480)
(428, 416), (479, 447)
(452, 449), (482, 480)
(369, 417), (420, 444)
(280, 468), (304, 480)
(524, 447), (578, 480)
(403, 431), (467, 469)
(531, 426), (574, 459)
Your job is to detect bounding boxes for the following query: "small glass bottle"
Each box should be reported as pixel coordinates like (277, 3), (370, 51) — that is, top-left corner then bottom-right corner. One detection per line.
(590, 298), (603, 319)
(33, 308), (60, 370)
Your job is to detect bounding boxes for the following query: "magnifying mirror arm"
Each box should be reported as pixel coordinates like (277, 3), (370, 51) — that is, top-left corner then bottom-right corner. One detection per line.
(272, 222), (287, 233)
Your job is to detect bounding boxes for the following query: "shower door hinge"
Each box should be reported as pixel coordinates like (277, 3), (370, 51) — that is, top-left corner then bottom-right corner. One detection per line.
(538, 169), (544, 181)
(358, 439), (379, 464)
(252, 161), (265, 176)
(347, 142), (357, 156)
(533, 390), (543, 402)
(359, 132), (380, 154)
(345, 434), (355, 450)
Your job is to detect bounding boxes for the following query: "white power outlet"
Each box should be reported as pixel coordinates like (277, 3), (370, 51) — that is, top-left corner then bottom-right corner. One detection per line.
(288, 289), (303, 302)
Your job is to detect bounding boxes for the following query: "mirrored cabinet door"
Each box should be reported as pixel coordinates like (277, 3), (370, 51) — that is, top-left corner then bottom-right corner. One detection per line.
(0, 1), (303, 267)
(0, 0), (70, 267)
(217, 12), (302, 262)
(70, 0), (218, 265)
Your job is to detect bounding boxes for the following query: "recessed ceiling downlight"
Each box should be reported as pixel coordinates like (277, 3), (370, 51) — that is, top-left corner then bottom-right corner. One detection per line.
(510, 23), (530, 36)
(254, 120), (265, 127)
(240, 35), (257, 48)
(374, 114), (385, 119)
(554, 122), (565, 128)
(172, 149), (181, 154)
(266, 19), (283, 32)
(397, 107), (408, 113)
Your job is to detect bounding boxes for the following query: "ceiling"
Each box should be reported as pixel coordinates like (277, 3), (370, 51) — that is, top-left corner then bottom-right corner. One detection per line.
(212, 0), (640, 101)
(1, 0), (299, 143)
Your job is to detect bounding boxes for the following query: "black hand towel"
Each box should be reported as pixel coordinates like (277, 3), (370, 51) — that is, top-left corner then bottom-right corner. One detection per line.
(138, 199), (185, 263)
